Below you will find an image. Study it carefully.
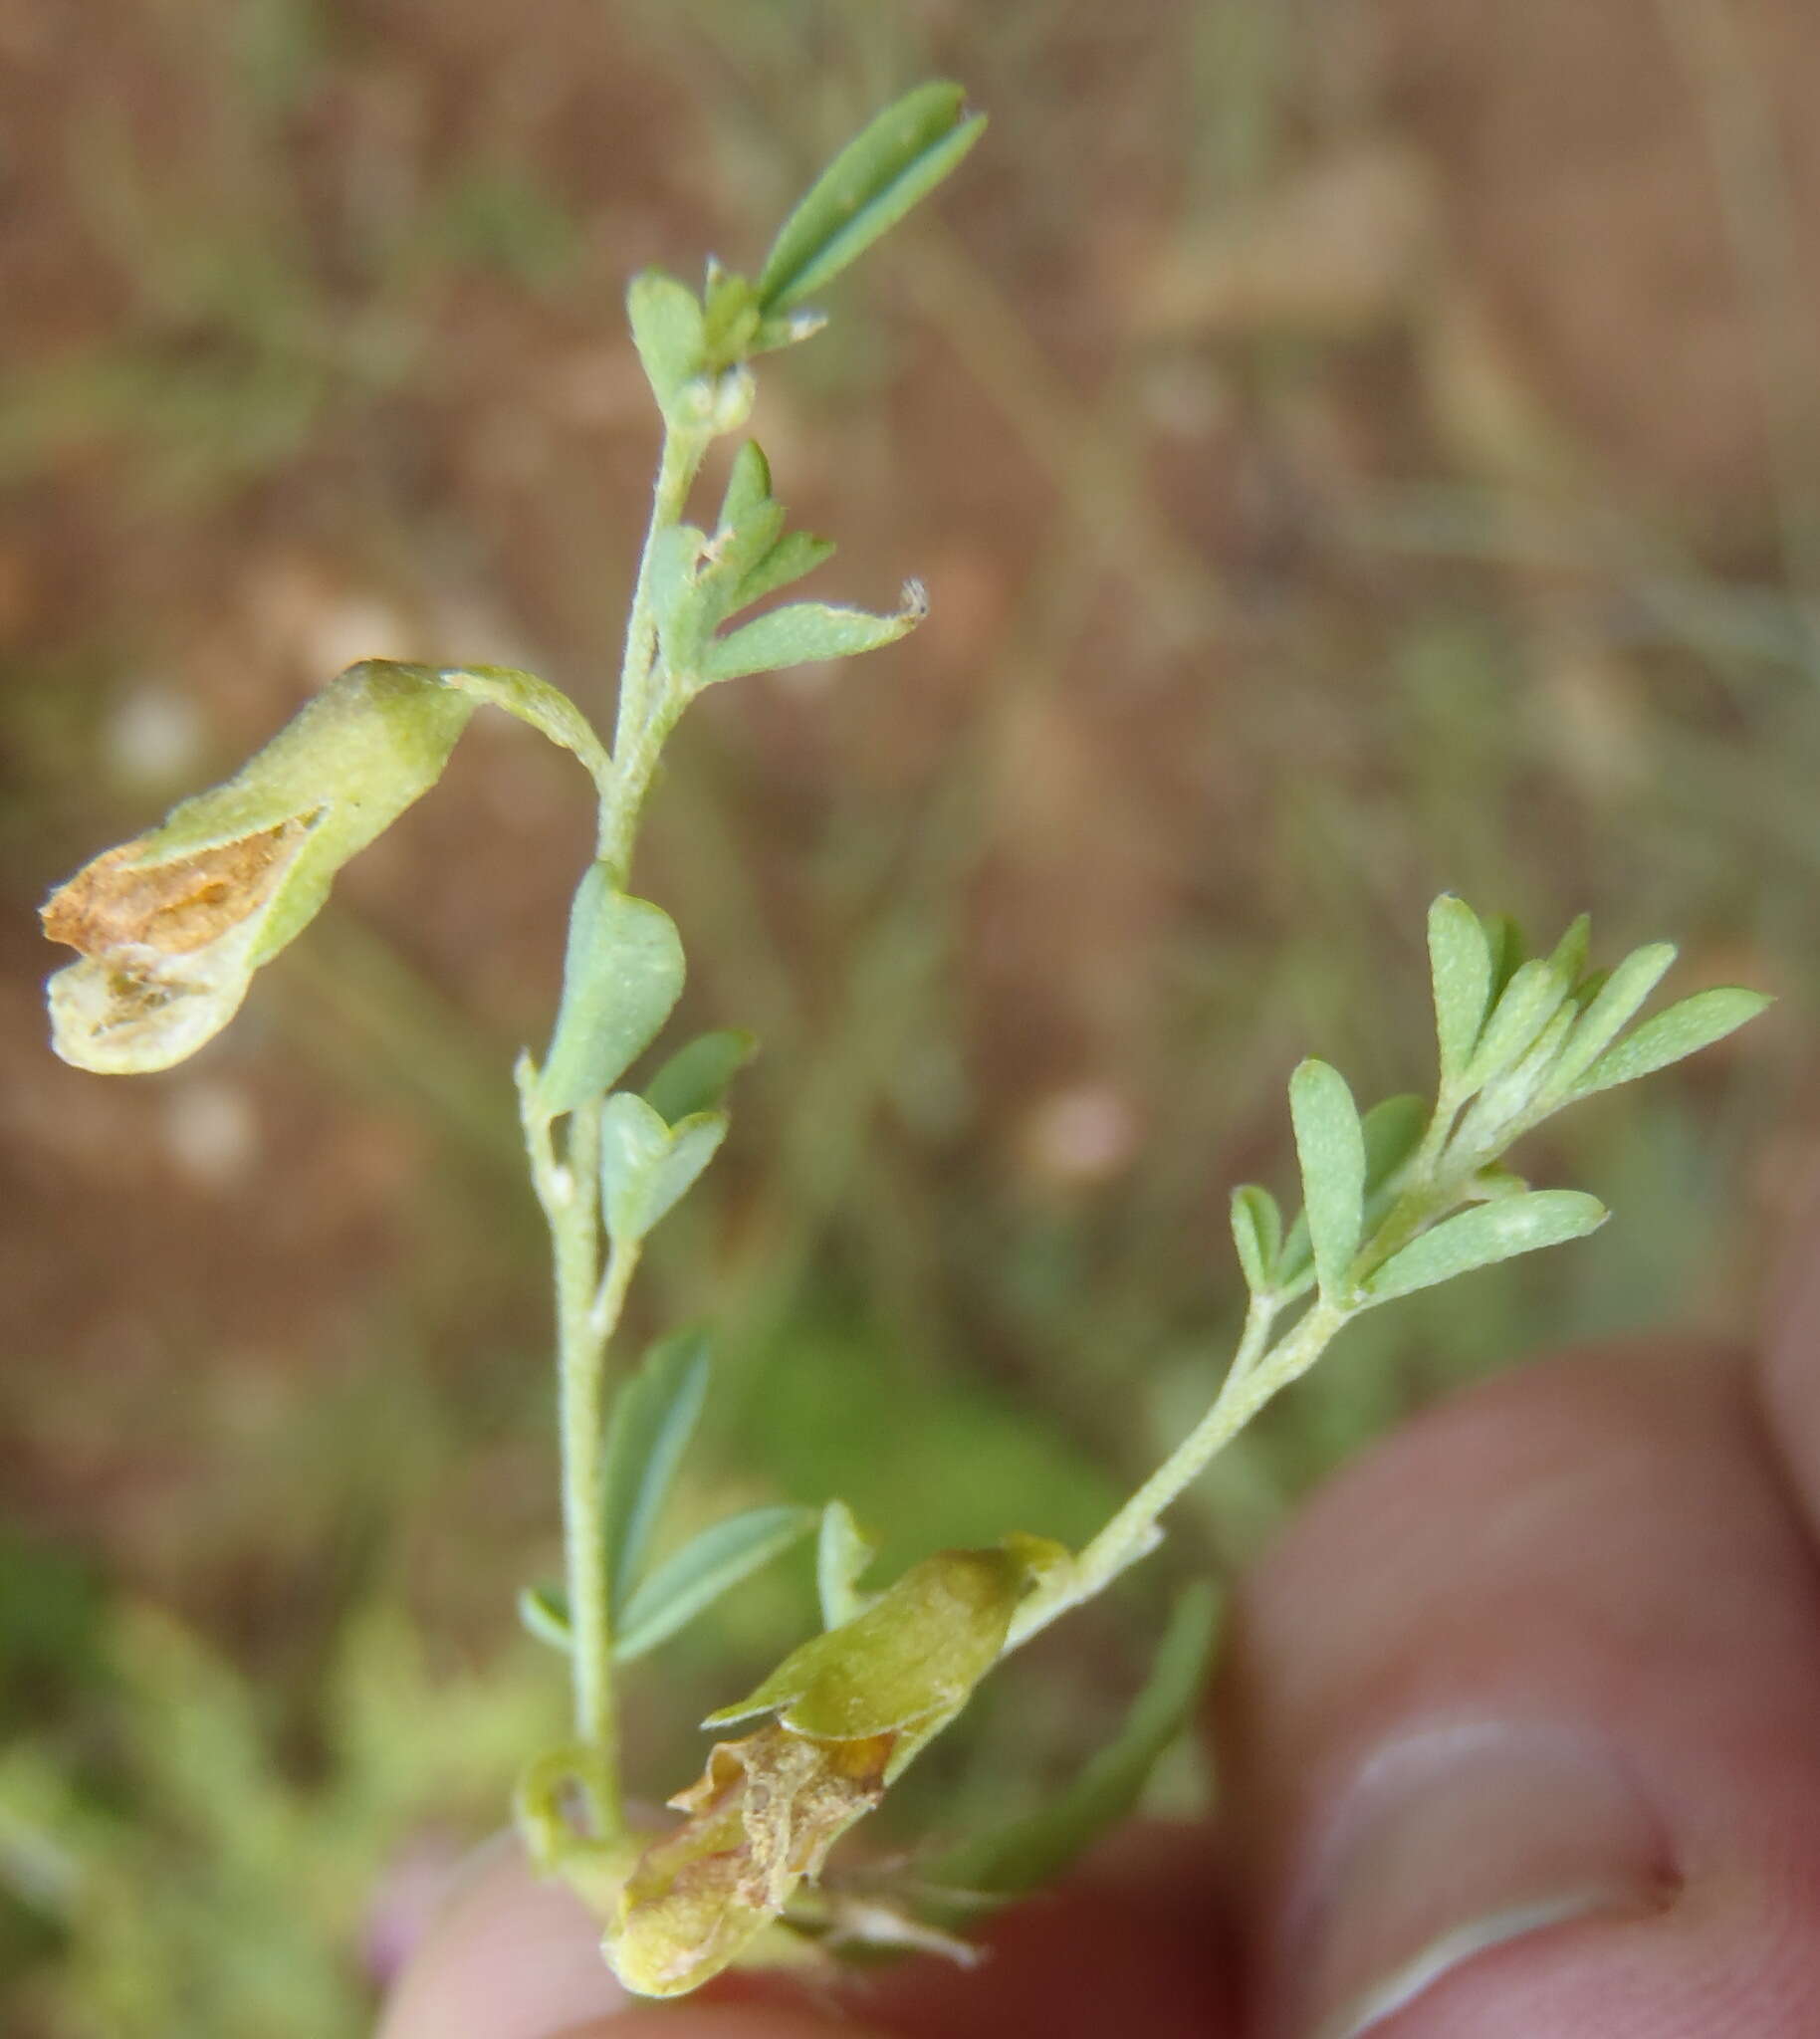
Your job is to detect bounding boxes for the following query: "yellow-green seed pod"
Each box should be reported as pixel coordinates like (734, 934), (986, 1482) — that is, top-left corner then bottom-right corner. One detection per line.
(704, 1537), (1066, 1754)
(605, 1537), (1065, 1998)
(42, 662), (474, 1074)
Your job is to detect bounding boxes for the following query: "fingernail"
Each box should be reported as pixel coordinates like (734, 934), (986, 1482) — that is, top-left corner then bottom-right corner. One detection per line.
(1288, 1722), (1675, 2039)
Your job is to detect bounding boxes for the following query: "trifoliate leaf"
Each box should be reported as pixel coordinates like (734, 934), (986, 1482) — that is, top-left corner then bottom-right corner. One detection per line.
(1363, 1189), (1607, 1301)
(1573, 987), (1771, 1096)
(757, 83), (987, 315)
(602, 1326), (713, 1609)
(536, 870), (685, 1116)
(644, 1029), (757, 1124)
(1289, 1058), (1366, 1304)
(1229, 1185), (1283, 1294)
(615, 1505), (816, 1663)
(1427, 894), (1493, 1085)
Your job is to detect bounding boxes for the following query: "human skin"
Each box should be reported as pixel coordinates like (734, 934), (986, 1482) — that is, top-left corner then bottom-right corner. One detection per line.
(379, 1238), (1820, 2039)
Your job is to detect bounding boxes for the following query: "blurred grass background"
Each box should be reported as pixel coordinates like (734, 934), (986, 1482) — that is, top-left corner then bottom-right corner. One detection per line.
(5, 1), (1820, 2030)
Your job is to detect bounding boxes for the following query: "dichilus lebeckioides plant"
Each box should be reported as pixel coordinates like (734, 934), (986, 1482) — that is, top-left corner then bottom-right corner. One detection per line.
(41, 83), (1769, 1999)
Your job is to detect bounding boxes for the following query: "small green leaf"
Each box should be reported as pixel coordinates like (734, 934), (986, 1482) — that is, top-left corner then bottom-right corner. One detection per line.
(920, 1582), (1219, 1917)
(537, 869), (686, 1116)
(698, 592), (922, 687)
(1289, 1058), (1366, 1303)
(1574, 987), (1770, 1096)
(649, 523), (708, 621)
(716, 441), (774, 533)
(518, 1583), (571, 1653)
(1274, 1210), (1314, 1298)
(748, 308), (828, 355)
(650, 526), (713, 679)
(816, 1499), (878, 1630)
(1546, 912), (1591, 988)
(614, 1504), (816, 1663)
(1482, 913), (1525, 1000)
(627, 269), (706, 413)
(602, 1326), (712, 1609)
(705, 501), (788, 599)
(1453, 998), (1576, 1151)
(757, 83), (987, 315)
(1364, 1189), (1607, 1302)
(1543, 942), (1677, 1098)
(1362, 1093), (1428, 1191)
(432, 665), (610, 789)
(644, 1029), (757, 1124)
(1427, 894), (1493, 1085)
(731, 530), (837, 612)
(700, 267), (762, 368)
(1229, 1185), (1282, 1294)
(599, 1094), (729, 1243)
(1465, 958), (1569, 1089)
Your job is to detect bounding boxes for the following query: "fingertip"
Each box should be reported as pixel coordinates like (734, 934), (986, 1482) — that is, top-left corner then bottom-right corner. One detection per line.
(555, 2015), (879, 2039)
(1218, 1340), (1820, 2037)
(376, 1835), (624, 2039)
(834, 1827), (1236, 2039)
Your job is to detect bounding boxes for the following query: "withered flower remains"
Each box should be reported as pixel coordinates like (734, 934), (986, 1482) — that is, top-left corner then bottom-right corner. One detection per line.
(42, 663), (474, 1074)
(606, 1537), (1065, 1996)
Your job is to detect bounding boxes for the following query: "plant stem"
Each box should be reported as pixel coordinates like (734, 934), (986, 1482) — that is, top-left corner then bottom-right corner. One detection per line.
(1009, 1088), (1519, 1652)
(601, 423), (708, 880)
(564, 1225), (641, 1788)
(522, 416), (711, 1845)
(1009, 1292), (1350, 1650)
